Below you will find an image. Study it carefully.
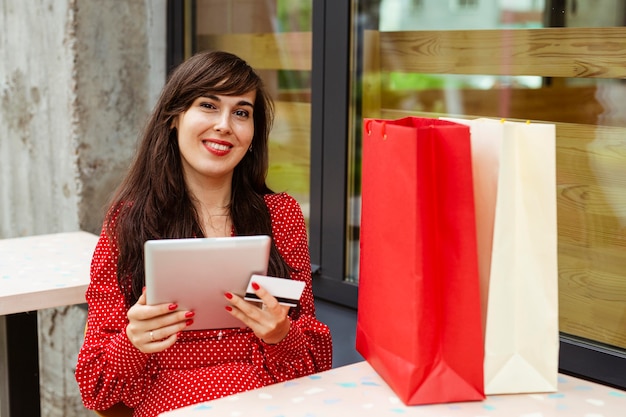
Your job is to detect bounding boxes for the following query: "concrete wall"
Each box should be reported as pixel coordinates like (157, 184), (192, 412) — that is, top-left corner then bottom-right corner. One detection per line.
(0, 0), (81, 236)
(0, 0), (166, 415)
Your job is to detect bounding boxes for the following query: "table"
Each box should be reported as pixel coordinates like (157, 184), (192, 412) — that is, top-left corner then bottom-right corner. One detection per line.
(0, 231), (98, 417)
(159, 360), (626, 417)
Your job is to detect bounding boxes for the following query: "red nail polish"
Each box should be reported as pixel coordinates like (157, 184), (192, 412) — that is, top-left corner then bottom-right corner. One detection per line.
(168, 303), (178, 311)
(186, 319), (194, 326)
(185, 311), (195, 318)
(225, 306), (232, 312)
(225, 292), (233, 299)
(251, 282), (260, 291)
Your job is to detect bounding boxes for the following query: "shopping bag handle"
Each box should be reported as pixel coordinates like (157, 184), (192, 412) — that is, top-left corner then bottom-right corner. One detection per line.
(365, 120), (387, 140)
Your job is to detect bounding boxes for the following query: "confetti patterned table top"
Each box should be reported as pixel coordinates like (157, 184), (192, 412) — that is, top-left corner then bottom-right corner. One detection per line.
(0, 231), (98, 315)
(160, 361), (625, 417)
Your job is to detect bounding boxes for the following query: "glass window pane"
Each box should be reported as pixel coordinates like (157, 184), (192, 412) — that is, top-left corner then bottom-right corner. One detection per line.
(350, 0), (626, 355)
(194, 0), (313, 222)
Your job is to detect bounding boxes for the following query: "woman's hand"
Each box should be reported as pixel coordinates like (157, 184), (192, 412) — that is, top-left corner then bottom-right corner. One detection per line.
(224, 281), (291, 344)
(126, 288), (195, 353)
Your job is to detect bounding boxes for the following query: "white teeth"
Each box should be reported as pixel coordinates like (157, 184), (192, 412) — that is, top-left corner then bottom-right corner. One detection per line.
(205, 141), (230, 151)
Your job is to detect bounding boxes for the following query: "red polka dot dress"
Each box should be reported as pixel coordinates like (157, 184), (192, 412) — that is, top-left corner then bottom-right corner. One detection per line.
(75, 193), (333, 417)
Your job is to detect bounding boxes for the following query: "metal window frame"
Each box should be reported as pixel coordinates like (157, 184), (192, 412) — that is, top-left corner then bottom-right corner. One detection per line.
(309, 0), (358, 308)
(167, 0), (194, 73)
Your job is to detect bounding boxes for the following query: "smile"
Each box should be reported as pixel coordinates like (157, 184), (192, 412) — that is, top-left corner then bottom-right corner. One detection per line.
(203, 141), (231, 152)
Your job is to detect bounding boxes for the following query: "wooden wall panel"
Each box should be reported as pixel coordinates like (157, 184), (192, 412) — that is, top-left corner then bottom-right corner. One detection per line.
(376, 28), (626, 78)
(197, 33), (312, 70)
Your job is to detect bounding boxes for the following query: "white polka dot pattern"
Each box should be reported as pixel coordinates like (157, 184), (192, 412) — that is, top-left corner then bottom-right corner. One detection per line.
(75, 193), (333, 417)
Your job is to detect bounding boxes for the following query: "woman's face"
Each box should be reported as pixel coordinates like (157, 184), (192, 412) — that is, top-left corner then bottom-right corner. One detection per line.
(173, 91), (256, 185)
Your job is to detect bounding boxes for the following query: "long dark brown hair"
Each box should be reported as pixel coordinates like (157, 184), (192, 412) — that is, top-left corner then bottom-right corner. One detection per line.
(106, 50), (292, 306)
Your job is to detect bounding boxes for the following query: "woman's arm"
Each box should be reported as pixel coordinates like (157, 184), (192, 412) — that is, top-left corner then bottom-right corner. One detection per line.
(252, 193), (333, 383)
(75, 230), (153, 410)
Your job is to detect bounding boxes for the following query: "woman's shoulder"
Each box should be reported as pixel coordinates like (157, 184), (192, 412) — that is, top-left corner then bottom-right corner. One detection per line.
(262, 193), (308, 252)
(263, 192), (305, 222)
(263, 192), (300, 210)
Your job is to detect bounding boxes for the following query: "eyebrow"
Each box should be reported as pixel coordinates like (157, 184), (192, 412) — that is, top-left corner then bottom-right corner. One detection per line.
(203, 94), (254, 108)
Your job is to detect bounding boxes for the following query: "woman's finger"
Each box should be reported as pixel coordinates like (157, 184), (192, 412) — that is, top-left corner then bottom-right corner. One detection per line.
(126, 294), (194, 352)
(224, 285), (290, 344)
(129, 314), (193, 353)
(136, 287), (147, 305)
(139, 331), (178, 353)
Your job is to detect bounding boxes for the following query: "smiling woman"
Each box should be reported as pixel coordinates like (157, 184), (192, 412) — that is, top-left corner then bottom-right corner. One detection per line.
(74, 50), (332, 417)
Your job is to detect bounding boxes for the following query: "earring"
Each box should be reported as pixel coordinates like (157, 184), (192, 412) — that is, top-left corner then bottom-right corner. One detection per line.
(248, 145), (253, 153)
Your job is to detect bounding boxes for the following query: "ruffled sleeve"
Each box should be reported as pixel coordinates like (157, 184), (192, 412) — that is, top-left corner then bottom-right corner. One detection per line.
(75, 228), (154, 410)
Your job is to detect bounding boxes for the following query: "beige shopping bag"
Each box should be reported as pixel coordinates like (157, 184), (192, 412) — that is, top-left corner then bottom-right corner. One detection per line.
(443, 118), (559, 395)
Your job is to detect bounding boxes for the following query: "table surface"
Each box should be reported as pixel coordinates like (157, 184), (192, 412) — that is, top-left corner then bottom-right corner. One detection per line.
(0, 231), (98, 315)
(159, 360), (626, 417)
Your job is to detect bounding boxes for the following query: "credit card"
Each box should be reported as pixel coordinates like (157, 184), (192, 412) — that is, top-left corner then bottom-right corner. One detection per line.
(244, 274), (305, 307)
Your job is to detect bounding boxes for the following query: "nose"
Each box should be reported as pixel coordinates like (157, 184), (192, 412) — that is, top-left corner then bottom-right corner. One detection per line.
(214, 111), (232, 134)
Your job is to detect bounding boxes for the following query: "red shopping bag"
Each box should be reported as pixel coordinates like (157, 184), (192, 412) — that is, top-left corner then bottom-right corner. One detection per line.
(356, 117), (485, 405)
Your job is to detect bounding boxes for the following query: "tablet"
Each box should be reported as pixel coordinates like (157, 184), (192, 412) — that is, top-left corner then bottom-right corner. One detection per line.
(145, 235), (271, 330)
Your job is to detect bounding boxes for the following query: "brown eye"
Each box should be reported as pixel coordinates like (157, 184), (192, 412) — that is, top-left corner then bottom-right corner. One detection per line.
(234, 109), (250, 118)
